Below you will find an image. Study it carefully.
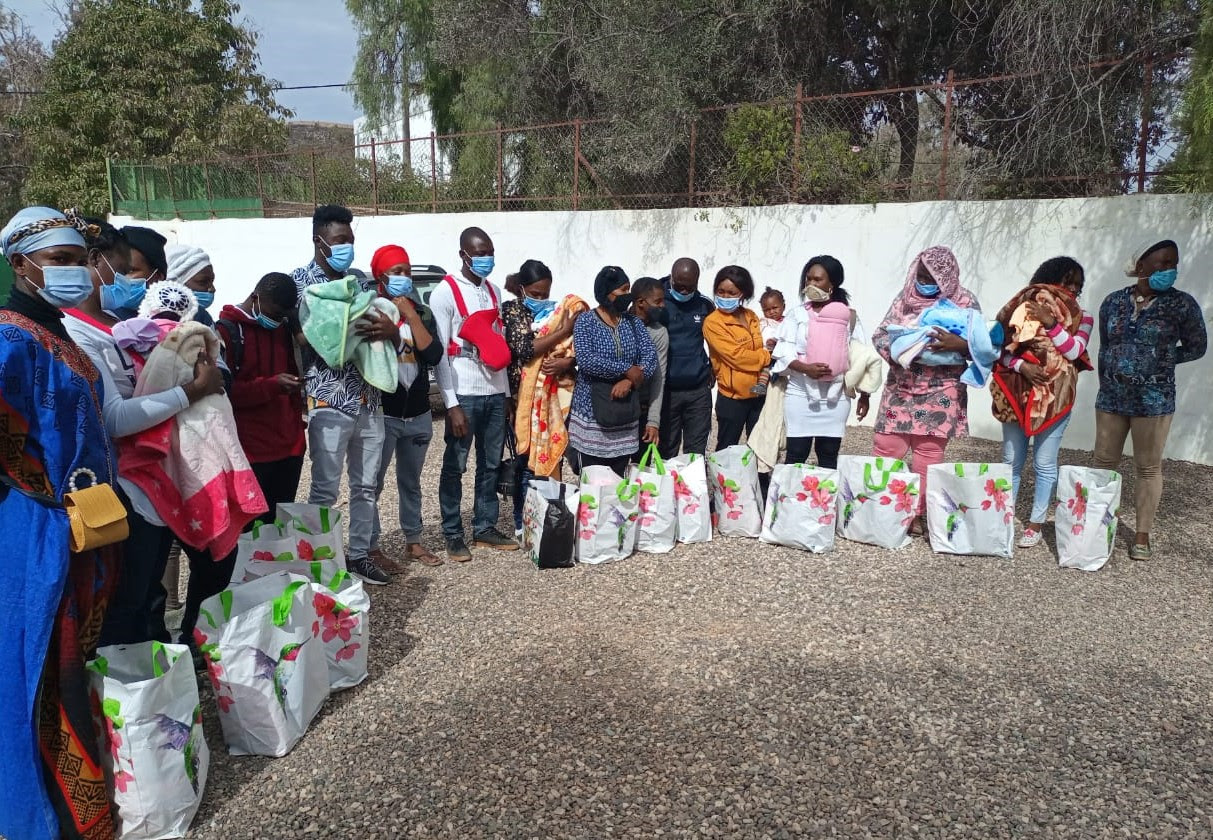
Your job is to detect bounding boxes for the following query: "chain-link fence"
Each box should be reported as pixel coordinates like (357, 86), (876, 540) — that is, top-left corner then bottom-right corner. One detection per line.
(108, 56), (1200, 220)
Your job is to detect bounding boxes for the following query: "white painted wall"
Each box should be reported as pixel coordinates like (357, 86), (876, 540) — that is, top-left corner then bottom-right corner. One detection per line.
(112, 193), (1213, 465)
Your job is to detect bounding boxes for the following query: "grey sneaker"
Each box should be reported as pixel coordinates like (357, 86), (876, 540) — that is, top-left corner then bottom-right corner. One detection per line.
(473, 528), (519, 551)
(349, 555), (390, 586)
(446, 537), (473, 563)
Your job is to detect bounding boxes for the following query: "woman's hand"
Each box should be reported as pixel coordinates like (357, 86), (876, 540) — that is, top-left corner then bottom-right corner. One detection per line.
(1019, 361), (1049, 386)
(855, 392), (870, 421)
(624, 365), (645, 387)
(804, 362), (832, 379)
(928, 327), (969, 356)
(611, 379), (634, 400)
(541, 356), (575, 376)
(355, 309), (401, 343)
(184, 350), (224, 403)
(642, 424), (660, 443)
(765, 338), (777, 350)
(1024, 300), (1056, 330)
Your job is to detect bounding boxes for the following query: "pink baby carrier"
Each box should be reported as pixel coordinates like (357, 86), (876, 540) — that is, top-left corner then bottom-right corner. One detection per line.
(801, 301), (852, 374)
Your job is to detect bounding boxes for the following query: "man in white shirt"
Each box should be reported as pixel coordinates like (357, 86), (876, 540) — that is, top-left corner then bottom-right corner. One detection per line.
(428, 226), (517, 561)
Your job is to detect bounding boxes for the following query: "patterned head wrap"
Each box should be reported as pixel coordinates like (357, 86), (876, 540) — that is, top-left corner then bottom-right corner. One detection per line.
(0, 207), (96, 260)
(877, 245), (977, 329)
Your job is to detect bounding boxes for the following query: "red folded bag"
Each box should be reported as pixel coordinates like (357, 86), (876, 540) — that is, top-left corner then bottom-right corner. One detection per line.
(445, 275), (512, 371)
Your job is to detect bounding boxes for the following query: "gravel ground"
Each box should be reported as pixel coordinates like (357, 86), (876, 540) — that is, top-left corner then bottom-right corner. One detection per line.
(185, 422), (1213, 839)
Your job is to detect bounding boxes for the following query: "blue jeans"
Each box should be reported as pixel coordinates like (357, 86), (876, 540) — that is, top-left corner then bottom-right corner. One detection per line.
(512, 454), (534, 533)
(439, 393), (506, 539)
(1002, 415), (1070, 524)
(307, 407), (385, 562)
(372, 412), (434, 546)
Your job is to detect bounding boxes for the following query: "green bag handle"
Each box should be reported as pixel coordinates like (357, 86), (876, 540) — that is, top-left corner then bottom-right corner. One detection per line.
(271, 580), (309, 627)
(150, 640), (174, 678)
(219, 589), (234, 622)
(307, 561), (350, 591)
(637, 443), (666, 476)
(953, 463), (990, 478)
(87, 655), (108, 676)
(616, 479), (639, 502)
(250, 519), (286, 539)
(319, 506), (332, 531)
(863, 458), (907, 492)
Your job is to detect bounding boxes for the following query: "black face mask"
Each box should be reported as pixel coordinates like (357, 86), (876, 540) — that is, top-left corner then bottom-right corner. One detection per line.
(610, 294), (634, 314)
(652, 306), (670, 326)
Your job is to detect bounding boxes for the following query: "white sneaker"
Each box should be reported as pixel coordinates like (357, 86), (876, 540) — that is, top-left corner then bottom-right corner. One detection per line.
(1017, 527), (1043, 549)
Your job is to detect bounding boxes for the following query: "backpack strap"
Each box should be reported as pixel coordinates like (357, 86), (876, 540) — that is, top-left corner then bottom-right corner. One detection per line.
(217, 316), (245, 374)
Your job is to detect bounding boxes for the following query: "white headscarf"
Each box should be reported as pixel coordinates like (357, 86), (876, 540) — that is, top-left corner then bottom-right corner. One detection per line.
(1123, 238), (1178, 277)
(166, 243), (212, 285)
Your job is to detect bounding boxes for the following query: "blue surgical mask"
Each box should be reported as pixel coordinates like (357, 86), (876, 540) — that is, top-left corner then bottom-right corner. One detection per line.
(30, 262), (94, 309)
(386, 275), (414, 298)
(469, 255), (495, 279)
(915, 281), (940, 297)
(1148, 268), (1177, 292)
(523, 296), (556, 319)
(714, 295), (741, 313)
(252, 300), (282, 330)
(322, 240), (355, 273)
(100, 274), (147, 315)
(670, 287), (695, 303)
(193, 291), (215, 311)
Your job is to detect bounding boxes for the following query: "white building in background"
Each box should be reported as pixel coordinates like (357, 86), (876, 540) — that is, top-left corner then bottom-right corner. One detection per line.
(353, 95), (450, 179)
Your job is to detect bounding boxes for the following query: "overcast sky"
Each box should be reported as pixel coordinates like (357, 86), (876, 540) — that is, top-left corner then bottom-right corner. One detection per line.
(6, 0), (361, 123)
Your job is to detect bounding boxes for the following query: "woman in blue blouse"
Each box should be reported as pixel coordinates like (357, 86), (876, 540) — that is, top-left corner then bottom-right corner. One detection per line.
(567, 266), (658, 475)
(1092, 239), (1207, 560)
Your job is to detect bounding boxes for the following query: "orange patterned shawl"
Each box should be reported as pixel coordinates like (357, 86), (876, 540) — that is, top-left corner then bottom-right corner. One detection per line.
(514, 294), (589, 476)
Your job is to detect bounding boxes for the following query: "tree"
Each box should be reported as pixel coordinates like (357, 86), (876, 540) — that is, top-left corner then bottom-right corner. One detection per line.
(0, 5), (46, 220)
(21, 0), (290, 212)
(354, 0), (1197, 205)
(1169, 2), (1213, 191)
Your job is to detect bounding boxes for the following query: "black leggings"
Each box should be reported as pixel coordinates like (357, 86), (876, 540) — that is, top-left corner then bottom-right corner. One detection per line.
(786, 436), (842, 469)
(178, 545), (238, 646)
(715, 394), (765, 450)
(569, 448), (631, 478)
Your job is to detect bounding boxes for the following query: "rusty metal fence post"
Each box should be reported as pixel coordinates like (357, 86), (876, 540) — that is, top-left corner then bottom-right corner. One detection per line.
(429, 132), (438, 212)
(687, 119), (697, 206)
(791, 82), (804, 197)
(1137, 58), (1154, 193)
(573, 120), (581, 211)
(309, 150), (318, 207)
(497, 123), (504, 211)
(937, 70), (955, 200)
(370, 138), (380, 215)
(254, 157), (264, 215)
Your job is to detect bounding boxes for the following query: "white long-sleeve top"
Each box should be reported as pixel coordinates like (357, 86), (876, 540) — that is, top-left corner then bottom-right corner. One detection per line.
(427, 273), (509, 407)
(65, 313), (192, 525)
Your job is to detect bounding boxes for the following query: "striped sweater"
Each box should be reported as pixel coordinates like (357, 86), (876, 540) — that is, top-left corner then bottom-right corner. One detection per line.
(1001, 311), (1093, 371)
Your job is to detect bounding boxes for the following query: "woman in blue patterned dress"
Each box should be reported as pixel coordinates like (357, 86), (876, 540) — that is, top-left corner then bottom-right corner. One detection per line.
(1092, 239), (1207, 560)
(567, 266), (658, 476)
(0, 207), (121, 839)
